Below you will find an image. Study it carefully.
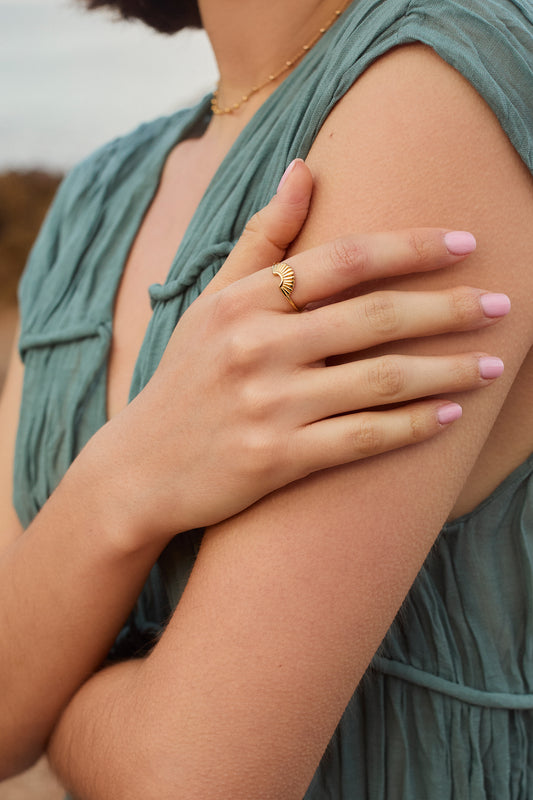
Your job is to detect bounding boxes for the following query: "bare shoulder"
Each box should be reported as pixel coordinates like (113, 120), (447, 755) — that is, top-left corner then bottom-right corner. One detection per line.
(296, 42), (533, 515)
(301, 43), (533, 257)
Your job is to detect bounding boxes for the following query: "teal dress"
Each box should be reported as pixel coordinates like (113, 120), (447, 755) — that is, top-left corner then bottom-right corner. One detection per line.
(14, 0), (533, 795)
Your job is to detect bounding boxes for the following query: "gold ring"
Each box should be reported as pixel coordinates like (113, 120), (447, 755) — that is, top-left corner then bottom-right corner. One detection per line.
(272, 262), (301, 312)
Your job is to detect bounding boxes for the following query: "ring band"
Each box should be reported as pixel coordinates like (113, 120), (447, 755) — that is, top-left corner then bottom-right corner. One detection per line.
(272, 262), (301, 312)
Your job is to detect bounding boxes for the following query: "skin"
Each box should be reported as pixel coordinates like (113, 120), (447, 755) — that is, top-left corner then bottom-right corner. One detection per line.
(0, 0), (532, 796)
(0, 153), (505, 791)
(51, 35), (533, 800)
(0, 167), (500, 779)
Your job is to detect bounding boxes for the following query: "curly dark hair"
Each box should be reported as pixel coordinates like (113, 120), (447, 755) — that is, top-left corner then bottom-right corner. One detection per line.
(82, 0), (202, 34)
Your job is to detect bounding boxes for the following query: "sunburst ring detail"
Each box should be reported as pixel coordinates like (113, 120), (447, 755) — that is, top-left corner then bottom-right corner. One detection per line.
(271, 262), (301, 312)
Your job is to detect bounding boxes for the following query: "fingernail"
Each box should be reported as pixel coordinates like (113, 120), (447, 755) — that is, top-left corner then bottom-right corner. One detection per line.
(444, 231), (477, 255)
(479, 357), (504, 379)
(480, 293), (511, 318)
(277, 159), (301, 193)
(437, 403), (463, 425)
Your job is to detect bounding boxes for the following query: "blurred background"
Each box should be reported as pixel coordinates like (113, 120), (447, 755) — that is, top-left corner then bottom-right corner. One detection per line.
(0, 0), (216, 796)
(0, 0), (217, 387)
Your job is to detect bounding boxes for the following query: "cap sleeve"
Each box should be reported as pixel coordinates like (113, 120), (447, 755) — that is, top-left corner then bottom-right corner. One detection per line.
(398, 0), (533, 172)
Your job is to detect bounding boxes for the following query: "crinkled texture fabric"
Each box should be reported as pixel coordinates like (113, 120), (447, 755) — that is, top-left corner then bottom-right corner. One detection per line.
(306, 455), (533, 798)
(14, 0), (533, 796)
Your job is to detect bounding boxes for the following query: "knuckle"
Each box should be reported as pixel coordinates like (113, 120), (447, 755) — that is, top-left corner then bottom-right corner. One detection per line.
(350, 416), (383, 456)
(407, 231), (434, 264)
(451, 355), (481, 385)
(448, 286), (481, 325)
(363, 292), (399, 335)
(329, 237), (369, 278)
(241, 428), (280, 477)
(212, 286), (250, 323)
(224, 328), (265, 373)
(408, 406), (432, 442)
(243, 208), (284, 251)
(243, 209), (265, 237)
(368, 356), (405, 398)
(240, 380), (282, 423)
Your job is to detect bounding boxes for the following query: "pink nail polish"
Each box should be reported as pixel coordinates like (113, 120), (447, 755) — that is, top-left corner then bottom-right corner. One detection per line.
(479, 357), (504, 379)
(444, 231), (477, 255)
(277, 159), (300, 193)
(480, 293), (511, 318)
(437, 403), (463, 425)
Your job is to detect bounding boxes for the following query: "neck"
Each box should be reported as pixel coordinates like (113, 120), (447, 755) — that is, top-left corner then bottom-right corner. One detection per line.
(200, 0), (347, 120)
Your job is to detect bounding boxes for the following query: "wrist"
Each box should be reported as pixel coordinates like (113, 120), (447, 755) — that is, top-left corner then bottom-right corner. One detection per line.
(48, 660), (143, 796)
(63, 418), (174, 557)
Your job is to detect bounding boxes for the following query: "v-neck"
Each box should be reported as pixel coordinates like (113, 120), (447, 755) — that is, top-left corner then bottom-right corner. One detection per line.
(118, 14), (348, 412)
(102, 97), (212, 423)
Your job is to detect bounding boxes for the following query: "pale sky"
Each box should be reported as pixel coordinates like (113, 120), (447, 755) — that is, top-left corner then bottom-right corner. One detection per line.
(0, 0), (218, 170)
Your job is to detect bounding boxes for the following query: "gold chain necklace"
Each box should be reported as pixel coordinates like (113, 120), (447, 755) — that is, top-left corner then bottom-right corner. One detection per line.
(211, 0), (352, 115)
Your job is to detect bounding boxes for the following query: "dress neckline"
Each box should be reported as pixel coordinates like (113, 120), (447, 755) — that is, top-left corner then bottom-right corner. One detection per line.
(108, 7), (357, 416)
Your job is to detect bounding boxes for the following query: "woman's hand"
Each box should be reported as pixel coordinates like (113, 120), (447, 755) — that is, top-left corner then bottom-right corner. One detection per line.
(86, 160), (509, 546)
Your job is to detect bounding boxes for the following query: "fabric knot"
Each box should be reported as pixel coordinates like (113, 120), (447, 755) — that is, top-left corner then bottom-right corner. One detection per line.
(148, 240), (236, 307)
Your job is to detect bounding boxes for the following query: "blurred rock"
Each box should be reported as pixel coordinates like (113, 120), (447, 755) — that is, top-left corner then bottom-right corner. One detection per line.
(0, 756), (64, 800)
(0, 170), (62, 388)
(0, 174), (67, 793)
(0, 170), (62, 309)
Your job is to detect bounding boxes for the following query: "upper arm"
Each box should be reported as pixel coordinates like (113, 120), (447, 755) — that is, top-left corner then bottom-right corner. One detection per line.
(117, 46), (533, 798)
(0, 326), (25, 548)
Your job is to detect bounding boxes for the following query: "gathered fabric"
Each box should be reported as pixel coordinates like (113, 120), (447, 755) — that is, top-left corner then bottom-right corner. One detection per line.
(14, 0), (533, 795)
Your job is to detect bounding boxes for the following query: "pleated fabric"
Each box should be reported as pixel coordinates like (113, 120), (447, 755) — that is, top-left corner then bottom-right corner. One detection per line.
(14, 0), (533, 795)
(306, 454), (533, 798)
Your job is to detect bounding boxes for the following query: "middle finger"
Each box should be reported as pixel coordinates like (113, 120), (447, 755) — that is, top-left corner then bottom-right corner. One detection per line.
(291, 287), (510, 363)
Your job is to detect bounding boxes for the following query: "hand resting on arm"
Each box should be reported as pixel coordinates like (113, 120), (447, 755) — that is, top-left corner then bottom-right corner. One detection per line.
(46, 47), (533, 800)
(0, 160), (507, 778)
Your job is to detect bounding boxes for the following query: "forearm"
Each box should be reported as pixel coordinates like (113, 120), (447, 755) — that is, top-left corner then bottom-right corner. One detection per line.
(45, 45), (533, 800)
(49, 653), (330, 800)
(47, 413), (484, 800)
(48, 661), (142, 799)
(46, 393), (514, 800)
(48, 590), (337, 800)
(46, 427), (484, 800)
(0, 431), (165, 778)
(1, 162), (492, 784)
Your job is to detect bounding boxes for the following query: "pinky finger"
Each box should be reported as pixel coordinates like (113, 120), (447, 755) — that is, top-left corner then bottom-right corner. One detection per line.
(300, 400), (462, 474)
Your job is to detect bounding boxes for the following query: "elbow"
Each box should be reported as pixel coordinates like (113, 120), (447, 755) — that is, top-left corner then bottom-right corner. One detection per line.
(0, 704), (53, 779)
(0, 742), (44, 782)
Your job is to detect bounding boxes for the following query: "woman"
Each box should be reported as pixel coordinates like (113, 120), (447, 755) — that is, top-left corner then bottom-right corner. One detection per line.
(1, 0), (532, 797)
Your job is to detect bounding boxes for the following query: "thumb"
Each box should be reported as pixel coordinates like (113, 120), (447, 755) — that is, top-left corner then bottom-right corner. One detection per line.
(203, 158), (313, 295)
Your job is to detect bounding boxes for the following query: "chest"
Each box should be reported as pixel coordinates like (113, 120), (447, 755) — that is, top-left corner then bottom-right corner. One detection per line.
(106, 138), (225, 420)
